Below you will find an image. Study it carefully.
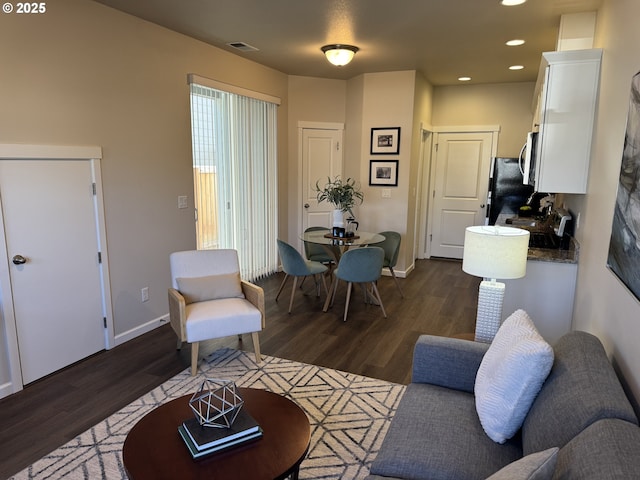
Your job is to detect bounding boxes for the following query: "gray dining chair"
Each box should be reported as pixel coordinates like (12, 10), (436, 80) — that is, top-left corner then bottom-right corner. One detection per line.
(303, 226), (335, 265)
(326, 246), (387, 322)
(378, 231), (404, 298)
(276, 239), (329, 313)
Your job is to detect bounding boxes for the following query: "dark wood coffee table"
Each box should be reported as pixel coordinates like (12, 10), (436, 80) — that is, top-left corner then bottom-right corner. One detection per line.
(123, 388), (311, 480)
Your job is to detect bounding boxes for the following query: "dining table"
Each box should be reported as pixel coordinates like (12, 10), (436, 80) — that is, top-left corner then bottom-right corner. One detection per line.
(300, 229), (385, 263)
(300, 229), (386, 310)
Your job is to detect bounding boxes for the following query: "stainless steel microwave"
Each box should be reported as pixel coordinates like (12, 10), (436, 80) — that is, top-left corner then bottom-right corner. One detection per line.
(519, 131), (538, 186)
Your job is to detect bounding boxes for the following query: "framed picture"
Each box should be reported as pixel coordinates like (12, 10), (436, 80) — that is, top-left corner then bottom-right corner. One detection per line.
(607, 70), (640, 301)
(370, 127), (401, 155)
(369, 160), (399, 186)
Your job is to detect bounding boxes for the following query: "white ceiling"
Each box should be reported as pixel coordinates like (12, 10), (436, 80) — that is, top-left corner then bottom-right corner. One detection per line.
(92, 0), (603, 86)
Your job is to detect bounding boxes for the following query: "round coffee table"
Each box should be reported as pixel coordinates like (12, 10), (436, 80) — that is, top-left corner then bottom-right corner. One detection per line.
(123, 388), (311, 480)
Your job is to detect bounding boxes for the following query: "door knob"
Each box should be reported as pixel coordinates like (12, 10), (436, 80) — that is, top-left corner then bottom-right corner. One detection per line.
(480, 204), (485, 208)
(12, 254), (27, 265)
(304, 203), (310, 209)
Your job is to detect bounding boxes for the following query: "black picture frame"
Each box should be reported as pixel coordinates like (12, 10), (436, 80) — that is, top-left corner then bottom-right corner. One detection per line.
(370, 127), (401, 155)
(369, 160), (399, 186)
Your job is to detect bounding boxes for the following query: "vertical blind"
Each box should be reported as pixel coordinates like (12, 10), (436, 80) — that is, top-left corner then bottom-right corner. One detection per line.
(189, 80), (279, 281)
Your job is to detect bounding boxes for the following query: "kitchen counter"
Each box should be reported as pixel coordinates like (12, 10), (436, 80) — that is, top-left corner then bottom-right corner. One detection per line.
(495, 213), (579, 264)
(495, 212), (579, 344)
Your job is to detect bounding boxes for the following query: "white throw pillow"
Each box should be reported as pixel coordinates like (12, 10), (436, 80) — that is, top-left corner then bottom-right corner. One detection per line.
(475, 309), (554, 443)
(176, 273), (245, 304)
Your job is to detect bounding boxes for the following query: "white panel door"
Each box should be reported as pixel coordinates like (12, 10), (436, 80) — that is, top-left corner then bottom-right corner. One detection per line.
(430, 132), (493, 259)
(301, 128), (343, 230)
(0, 159), (105, 384)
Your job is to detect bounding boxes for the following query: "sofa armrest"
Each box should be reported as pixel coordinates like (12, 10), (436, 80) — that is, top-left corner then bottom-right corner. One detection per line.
(411, 335), (489, 393)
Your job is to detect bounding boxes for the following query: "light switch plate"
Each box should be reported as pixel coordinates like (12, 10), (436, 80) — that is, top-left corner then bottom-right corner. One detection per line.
(178, 195), (188, 209)
(382, 189), (391, 198)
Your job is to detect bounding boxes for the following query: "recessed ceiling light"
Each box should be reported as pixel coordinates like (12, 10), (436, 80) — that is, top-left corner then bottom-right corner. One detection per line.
(509, 65), (525, 70)
(506, 39), (525, 46)
(458, 76), (472, 82)
(501, 0), (526, 5)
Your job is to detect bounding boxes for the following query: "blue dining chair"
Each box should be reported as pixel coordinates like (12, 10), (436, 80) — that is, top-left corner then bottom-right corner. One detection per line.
(276, 239), (328, 313)
(325, 246), (387, 322)
(378, 231), (404, 298)
(303, 226), (335, 265)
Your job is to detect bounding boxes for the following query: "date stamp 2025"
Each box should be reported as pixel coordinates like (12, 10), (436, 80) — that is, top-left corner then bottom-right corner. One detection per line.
(2, 2), (47, 14)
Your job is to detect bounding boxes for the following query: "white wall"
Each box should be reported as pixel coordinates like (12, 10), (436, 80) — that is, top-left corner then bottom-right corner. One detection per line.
(357, 72), (418, 274)
(286, 76), (347, 245)
(432, 82), (536, 157)
(0, 0), (288, 393)
(566, 0), (640, 405)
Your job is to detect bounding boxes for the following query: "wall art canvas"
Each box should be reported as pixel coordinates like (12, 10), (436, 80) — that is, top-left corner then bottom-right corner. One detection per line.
(607, 70), (640, 301)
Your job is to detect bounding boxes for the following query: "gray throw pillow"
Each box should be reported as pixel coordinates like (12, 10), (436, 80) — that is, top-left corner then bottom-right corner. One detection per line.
(485, 447), (559, 480)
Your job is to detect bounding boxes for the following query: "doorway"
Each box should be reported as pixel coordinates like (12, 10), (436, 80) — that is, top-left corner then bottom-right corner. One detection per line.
(298, 122), (344, 244)
(0, 145), (113, 395)
(422, 127), (498, 259)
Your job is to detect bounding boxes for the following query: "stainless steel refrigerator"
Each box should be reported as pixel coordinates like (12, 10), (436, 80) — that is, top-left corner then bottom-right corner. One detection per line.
(487, 157), (534, 225)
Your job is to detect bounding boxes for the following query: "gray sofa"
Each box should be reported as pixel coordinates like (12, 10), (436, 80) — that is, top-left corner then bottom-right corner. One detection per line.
(367, 331), (640, 480)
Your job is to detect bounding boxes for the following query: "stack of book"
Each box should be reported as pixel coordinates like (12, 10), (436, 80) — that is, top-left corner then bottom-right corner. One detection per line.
(178, 409), (263, 459)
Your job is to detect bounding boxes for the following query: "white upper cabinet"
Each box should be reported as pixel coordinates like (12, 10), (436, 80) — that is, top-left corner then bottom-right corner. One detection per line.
(534, 49), (602, 194)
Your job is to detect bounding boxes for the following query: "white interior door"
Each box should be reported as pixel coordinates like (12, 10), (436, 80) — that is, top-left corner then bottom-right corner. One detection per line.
(0, 159), (106, 384)
(301, 127), (343, 231)
(429, 131), (494, 259)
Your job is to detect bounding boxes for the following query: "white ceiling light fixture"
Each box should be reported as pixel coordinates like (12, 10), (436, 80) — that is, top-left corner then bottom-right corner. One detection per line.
(501, 0), (527, 5)
(458, 76), (472, 82)
(321, 44), (359, 66)
(506, 39), (525, 46)
(509, 65), (525, 70)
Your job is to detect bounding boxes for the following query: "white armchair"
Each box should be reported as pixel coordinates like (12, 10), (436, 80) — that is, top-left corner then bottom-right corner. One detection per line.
(168, 249), (265, 375)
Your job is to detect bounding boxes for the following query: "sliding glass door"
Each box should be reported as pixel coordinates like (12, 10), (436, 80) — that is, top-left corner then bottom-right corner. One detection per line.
(189, 81), (278, 281)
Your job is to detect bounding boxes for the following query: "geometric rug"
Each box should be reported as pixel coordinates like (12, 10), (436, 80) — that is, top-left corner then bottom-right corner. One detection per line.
(11, 348), (406, 479)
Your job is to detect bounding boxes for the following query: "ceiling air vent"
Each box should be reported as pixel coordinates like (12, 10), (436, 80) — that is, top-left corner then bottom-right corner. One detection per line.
(227, 42), (259, 52)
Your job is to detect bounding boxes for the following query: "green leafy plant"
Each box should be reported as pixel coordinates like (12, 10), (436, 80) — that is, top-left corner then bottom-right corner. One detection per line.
(315, 176), (364, 217)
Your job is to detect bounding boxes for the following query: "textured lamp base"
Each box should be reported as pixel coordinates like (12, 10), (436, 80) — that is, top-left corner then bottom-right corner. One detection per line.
(474, 280), (505, 343)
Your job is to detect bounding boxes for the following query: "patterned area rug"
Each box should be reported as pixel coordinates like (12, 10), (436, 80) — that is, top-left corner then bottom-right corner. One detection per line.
(11, 348), (405, 479)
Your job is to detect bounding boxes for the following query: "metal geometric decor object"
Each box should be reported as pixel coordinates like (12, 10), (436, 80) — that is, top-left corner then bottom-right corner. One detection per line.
(188, 378), (244, 428)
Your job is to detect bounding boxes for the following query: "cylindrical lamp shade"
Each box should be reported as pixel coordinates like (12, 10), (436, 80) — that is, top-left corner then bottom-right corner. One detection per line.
(462, 226), (530, 280)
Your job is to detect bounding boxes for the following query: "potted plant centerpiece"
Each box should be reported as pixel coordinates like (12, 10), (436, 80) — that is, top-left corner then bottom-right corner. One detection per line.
(315, 176), (364, 229)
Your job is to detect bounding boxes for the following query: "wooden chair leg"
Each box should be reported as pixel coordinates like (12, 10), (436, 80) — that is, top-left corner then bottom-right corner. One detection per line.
(275, 273), (289, 301)
(370, 282), (387, 318)
(252, 332), (262, 363)
(176, 338), (183, 350)
(323, 274), (337, 311)
(390, 267), (404, 298)
(288, 276), (298, 313)
(190, 341), (199, 376)
(343, 282), (353, 322)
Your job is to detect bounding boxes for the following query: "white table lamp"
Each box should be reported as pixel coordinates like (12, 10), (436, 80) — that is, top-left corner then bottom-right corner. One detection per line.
(462, 225), (530, 343)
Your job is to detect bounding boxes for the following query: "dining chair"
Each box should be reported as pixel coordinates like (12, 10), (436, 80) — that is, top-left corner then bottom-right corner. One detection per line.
(378, 231), (404, 298)
(168, 249), (265, 376)
(326, 246), (387, 322)
(276, 239), (329, 313)
(303, 226), (335, 265)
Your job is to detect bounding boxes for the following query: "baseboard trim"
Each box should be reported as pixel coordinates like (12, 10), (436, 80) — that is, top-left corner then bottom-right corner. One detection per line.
(114, 314), (170, 347)
(0, 380), (19, 400)
(381, 261), (414, 279)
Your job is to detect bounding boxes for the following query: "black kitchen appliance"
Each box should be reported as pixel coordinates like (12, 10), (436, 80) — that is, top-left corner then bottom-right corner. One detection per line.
(487, 157), (535, 225)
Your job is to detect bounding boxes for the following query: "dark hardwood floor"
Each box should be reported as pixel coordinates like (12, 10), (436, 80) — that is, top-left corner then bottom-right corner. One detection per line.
(0, 258), (479, 479)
